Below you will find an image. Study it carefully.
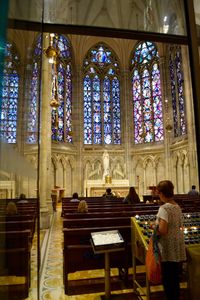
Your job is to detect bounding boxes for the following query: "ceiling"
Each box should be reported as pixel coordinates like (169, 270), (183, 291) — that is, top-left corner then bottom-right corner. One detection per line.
(8, 0), (191, 36)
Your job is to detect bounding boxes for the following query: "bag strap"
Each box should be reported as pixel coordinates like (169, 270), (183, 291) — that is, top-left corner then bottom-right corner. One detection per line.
(152, 227), (160, 263)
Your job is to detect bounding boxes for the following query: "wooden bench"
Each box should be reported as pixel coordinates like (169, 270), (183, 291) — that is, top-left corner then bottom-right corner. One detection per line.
(62, 207), (159, 219)
(63, 225), (132, 294)
(0, 230), (31, 299)
(63, 216), (131, 228)
(0, 220), (35, 242)
(0, 214), (36, 222)
(62, 205), (159, 215)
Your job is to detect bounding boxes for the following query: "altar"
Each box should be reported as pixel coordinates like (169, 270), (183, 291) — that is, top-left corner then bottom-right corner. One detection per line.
(0, 181), (15, 199)
(84, 179), (131, 197)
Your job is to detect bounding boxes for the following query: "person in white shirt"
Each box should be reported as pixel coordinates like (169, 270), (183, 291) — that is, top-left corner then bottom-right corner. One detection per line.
(188, 185), (199, 196)
(155, 180), (186, 300)
(70, 192), (80, 202)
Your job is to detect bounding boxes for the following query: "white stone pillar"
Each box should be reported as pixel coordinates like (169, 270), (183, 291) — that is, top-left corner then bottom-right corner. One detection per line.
(39, 33), (52, 228)
(123, 69), (132, 183)
(182, 46), (199, 189)
(159, 56), (172, 179)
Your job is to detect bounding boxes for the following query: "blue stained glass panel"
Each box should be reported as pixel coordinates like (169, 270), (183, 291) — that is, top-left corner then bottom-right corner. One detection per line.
(0, 42), (19, 143)
(83, 43), (121, 145)
(152, 63), (164, 141)
(131, 41), (164, 144)
(27, 35), (42, 143)
(84, 75), (92, 144)
(175, 48), (186, 135)
(51, 34), (73, 143)
(93, 76), (101, 144)
(169, 46), (186, 137)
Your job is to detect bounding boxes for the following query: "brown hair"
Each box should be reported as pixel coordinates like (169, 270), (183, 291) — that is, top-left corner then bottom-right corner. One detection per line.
(128, 186), (140, 203)
(156, 180), (174, 198)
(6, 201), (18, 215)
(78, 200), (88, 213)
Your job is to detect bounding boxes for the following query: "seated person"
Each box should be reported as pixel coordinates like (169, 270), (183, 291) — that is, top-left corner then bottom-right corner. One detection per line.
(188, 185), (199, 196)
(123, 186), (140, 204)
(17, 193), (28, 203)
(70, 192), (80, 202)
(6, 201), (18, 215)
(102, 187), (115, 198)
(77, 200), (88, 213)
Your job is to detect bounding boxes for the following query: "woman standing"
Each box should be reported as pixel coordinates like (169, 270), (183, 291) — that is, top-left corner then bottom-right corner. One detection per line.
(155, 180), (186, 300)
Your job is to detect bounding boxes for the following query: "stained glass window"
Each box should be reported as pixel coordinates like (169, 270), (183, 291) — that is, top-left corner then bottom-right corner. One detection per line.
(169, 45), (186, 137)
(27, 34), (72, 143)
(27, 35), (42, 143)
(131, 41), (164, 144)
(51, 34), (72, 143)
(0, 42), (20, 143)
(83, 43), (121, 145)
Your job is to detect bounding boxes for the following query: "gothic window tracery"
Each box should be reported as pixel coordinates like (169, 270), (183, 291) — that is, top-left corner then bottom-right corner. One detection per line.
(130, 41), (164, 144)
(27, 34), (73, 144)
(169, 45), (186, 137)
(27, 34), (41, 143)
(83, 43), (121, 145)
(51, 34), (73, 142)
(0, 42), (20, 143)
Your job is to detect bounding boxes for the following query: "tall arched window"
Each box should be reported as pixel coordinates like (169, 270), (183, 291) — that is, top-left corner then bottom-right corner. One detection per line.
(27, 35), (42, 143)
(51, 34), (72, 142)
(169, 45), (186, 137)
(83, 43), (121, 145)
(27, 34), (73, 143)
(0, 42), (20, 143)
(130, 41), (164, 144)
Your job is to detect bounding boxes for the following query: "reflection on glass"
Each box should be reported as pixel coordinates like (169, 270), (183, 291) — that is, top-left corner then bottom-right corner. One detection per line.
(193, 0), (200, 37)
(8, 0), (186, 36)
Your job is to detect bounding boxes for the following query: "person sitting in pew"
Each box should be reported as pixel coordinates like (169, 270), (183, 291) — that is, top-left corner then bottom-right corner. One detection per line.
(188, 185), (199, 196)
(123, 186), (140, 204)
(77, 200), (88, 213)
(17, 193), (28, 203)
(70, 192), (80, 202)
(102, 187), (116, 198)
(6, 201), (18, 215)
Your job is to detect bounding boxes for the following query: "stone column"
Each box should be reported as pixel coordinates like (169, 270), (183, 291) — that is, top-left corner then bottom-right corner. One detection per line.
(159, 56), (172, 179)
(182, 46), (199, 188)
(184, 0), (200, 186)
(123, 69), (132, 184)
(74, 65), (82, 195)
(39, 33), (52, 228)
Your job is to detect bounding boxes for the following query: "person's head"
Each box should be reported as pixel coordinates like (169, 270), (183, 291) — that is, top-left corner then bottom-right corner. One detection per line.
(6, 201), (18, 215)
(156, 180), (174, 199)
(19, 193), (26, 200)
(192, 185), (196, 190)
(78, 200), (88, 213)
(106, 188), (112, 194)
(72, 192), (78, 199)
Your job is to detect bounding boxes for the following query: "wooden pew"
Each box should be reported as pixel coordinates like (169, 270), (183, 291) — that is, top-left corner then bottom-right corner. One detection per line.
(0, 230), (31, 299)
(0, 220), (35, 242)
(63, 216), (131, 228)
(62, 197), (123, 203)
(62, 208), (158, 294)
(0, 214), (35, 222)
(62, 205), (159, 215)
(63, 225), (132, 294)
(62, 207), (159, 220)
